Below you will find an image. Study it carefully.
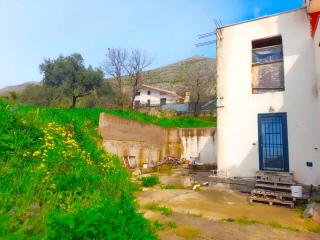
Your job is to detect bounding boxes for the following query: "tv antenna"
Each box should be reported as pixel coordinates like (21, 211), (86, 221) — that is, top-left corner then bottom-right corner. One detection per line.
(195, 19), (223, 47)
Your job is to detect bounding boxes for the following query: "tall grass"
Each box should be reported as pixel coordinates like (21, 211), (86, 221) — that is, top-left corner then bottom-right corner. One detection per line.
(0, 101), (156, 239)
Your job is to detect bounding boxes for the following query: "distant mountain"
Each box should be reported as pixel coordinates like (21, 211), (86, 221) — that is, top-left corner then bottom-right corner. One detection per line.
(0, 81), (40, 95)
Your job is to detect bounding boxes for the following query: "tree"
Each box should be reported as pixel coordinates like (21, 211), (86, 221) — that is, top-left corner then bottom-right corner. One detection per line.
(103, 48), (128, 109)
(126, 49), (152, 109)
(187, 62), (213, 115)
(40, 53), (104, 108)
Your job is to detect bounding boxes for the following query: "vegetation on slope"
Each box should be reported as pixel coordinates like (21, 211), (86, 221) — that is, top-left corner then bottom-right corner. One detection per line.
(0, 101), (156, 239)
(102, 109), (216, 128)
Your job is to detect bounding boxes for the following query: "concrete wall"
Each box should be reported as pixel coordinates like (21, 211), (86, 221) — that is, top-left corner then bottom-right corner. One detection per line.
(99, 113), (216, 166)
(217, 9), (320, 185)
(135, 87), (179, 105)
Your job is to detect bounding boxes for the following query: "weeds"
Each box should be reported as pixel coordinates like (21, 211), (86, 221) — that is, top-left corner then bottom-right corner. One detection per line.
(102, 109), (216, 128)
(142, 202), (173, 216)
(158, 207), (173, 216)
(221, 216), (300, 232)
(140, 175), (160, 187)
(153, 220), (165, 231)
(161, 184), (185, 190)
(167, 221), (177, 229)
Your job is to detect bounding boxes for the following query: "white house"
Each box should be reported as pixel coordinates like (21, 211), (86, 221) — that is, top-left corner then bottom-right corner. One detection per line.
(216, 1), (320, 185)
(134, 84), (183, 108)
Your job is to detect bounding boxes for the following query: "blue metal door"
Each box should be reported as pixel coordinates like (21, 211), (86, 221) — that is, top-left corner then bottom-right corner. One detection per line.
(258, 113), (289, 172)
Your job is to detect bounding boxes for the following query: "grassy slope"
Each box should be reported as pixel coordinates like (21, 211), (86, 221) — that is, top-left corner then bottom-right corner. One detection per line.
(0, 102), (156, 239)
(108, 56), (216, 98)
(0, 102), (215, 239)
(102, 108), (216, 128)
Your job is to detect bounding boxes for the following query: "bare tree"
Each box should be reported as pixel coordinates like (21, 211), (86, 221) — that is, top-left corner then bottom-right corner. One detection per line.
(187, 62), (213, 115)
(126, 49), (152, 109)
(104, 48), (128, 109)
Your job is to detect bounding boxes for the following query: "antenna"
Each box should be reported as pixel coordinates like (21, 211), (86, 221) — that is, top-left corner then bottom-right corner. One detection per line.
(195, 19), (223, 47)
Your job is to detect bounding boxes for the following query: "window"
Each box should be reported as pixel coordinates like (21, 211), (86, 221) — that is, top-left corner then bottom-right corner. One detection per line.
(136, 91), (140, 96)
(147, 90), (151, 95)
(252, 36), (284, 93)
(160, 98), (166, 106)
(134, 100), (140, 108)
(147, 99), (151, 107)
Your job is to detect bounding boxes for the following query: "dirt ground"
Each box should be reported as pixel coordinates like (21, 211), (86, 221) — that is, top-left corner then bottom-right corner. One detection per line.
(136, 172), (320, 240)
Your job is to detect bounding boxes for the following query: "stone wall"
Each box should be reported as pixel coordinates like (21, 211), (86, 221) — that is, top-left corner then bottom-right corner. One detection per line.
(99, 113), (216, 166)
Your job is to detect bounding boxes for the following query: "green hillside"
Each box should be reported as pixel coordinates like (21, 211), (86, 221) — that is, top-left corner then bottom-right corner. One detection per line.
(142, 56), (216, 94)
(0, 101), (215, 239)
(0, 102), (156, 239)
(108, 56), (216, 100)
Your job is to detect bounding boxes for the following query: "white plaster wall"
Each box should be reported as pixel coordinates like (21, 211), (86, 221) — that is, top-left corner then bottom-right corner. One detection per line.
(179, 129), (216, 165)
(217, 9), (320, 185)
(135, 88), (179, 105)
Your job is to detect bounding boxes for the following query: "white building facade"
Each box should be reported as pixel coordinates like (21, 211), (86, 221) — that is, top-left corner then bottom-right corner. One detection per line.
(134, 84), (183, 108)
(217, 3), (320, 185)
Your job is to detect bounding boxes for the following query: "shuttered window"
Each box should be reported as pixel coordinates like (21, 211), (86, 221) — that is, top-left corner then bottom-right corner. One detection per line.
(252, 36), (284, 93)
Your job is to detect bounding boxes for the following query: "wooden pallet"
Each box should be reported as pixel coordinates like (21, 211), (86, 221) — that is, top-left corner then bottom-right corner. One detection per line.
(248, 171), (309, 208)
(256, 171), (294, 184)
(251, 188), (309, 201)
(249, 195), (294, 208)
(255, 183), (292, 191)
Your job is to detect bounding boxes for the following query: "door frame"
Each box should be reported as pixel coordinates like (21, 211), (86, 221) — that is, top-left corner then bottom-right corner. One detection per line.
(258, 112), (289, 172)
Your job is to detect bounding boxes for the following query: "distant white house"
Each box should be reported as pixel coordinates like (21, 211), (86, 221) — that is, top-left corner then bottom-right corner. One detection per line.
(216, 1), (320, 185)
(134, 84), (183, 108)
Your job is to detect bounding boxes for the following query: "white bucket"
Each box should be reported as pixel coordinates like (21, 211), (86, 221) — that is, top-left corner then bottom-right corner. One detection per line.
(291, 186), (303, 198)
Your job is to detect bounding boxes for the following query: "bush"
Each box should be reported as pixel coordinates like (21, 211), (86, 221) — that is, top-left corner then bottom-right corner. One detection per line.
(140, 175), (160, 187)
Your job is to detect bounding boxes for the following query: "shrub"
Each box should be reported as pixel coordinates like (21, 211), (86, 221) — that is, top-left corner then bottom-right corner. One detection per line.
(140, 175), (160, 187)
(167, 221), (177, 229)
(158, 207), (173, 216)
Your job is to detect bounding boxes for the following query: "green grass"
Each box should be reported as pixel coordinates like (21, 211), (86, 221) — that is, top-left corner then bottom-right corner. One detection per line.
(142, 202), (173, 216)
(153, 220), (165, 231)
(140, 175), (160, 187)
(0, 100), (156, 239)
(143, 202), (159, 211)
(167, 221), (177, 229)
(157, 207), (173, 216)
(222, 216), (300, 232)
(160, 184), (185, 190)
(102, 108), (216, 128)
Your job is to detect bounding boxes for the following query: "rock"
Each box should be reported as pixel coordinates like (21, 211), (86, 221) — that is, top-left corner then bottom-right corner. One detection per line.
(303, 203), (320, 223)
(303, 203), (316, 218)
(203, 182), (209, 186)
(193, 184), (201, 190)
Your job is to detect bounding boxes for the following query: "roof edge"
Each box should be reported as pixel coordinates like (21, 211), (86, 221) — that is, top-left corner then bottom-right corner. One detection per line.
(218, 7), (306, 30)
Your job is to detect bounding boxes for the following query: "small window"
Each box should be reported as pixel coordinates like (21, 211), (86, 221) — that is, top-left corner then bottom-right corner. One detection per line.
(147, 99), (150, 107)
(136, 91), (140, 96)
(252, 36), (284, 93)
(160, 98), (166, 106)
(147, 90), (151, 95)
(134, 100), (140, 108)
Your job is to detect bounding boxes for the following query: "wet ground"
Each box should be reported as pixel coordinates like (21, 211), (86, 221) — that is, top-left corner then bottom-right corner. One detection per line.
(136, 171), (320, 240)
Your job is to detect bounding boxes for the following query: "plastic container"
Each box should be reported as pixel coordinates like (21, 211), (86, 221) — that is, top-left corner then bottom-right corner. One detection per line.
(291, 185), (303, 198)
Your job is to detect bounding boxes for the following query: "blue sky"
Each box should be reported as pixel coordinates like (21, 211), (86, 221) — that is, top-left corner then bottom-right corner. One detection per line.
(0, 0), (301, 88)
